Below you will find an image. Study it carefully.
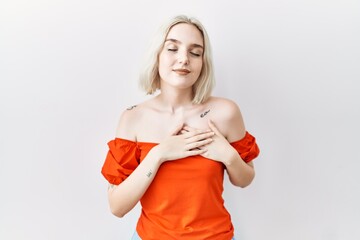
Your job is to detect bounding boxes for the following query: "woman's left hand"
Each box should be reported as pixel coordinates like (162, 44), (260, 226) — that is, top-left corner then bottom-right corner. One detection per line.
(181, 120), (234, 163)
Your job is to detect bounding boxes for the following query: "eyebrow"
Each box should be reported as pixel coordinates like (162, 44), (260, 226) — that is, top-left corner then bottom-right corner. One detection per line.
(165, 38), (203, 49)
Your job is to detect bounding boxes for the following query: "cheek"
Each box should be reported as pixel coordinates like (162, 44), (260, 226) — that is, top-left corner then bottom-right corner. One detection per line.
(195, 60), (203, 73)
(191, 62), (203, 80)
(159, 52), (173, 67)
(158, 53), (165, 68)
(158, 54), (171, 77)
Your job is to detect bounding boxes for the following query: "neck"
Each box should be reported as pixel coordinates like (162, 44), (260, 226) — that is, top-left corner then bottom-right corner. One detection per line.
(156, 88), (194, 114)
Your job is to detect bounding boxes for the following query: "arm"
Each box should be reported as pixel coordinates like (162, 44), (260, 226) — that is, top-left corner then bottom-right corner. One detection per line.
(107, 148), (162, 217)
(200, 99), (256, 188)
(207, 120), (255, 188)
(220, 138), (255, 188)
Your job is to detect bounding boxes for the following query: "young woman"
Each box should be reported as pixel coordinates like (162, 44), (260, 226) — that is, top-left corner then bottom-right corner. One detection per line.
(101, 15), (260, 240)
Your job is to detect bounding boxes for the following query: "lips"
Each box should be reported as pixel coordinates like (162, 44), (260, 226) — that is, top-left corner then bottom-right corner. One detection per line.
(173, 69), (191, 75)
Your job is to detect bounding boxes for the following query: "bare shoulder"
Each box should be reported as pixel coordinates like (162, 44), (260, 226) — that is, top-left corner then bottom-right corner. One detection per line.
(115, 101), (149, 140)
(207, 96), (246, 142)
(208, 96), (241, 117)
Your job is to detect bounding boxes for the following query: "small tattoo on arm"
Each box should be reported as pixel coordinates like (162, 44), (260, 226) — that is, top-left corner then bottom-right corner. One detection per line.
(146, 170), (153, 178)
(126, 105), (137, 110)
(200, 109), (210, 118)
(108, 184), (115, 190)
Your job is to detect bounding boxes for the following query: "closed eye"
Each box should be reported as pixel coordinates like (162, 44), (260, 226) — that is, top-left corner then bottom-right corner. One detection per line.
(168, 48), (177, 52)
(190, 52), (201, 57)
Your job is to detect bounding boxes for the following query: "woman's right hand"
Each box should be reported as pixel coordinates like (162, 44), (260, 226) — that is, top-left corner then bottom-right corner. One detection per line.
(151, 124), (214, 163)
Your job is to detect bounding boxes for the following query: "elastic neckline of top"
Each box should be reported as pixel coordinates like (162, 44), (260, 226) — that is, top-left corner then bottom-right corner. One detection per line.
(114, 131), (250, 145)
(114, 137), (159, 145)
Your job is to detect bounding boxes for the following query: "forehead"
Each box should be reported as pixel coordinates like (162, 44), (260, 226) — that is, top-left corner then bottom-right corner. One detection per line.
(166, 23), (204, 46)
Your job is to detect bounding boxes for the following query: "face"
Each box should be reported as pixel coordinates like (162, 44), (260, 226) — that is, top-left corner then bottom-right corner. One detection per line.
(158, 23), (204, 90)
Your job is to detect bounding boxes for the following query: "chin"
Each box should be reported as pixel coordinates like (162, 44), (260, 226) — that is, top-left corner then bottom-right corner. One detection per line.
(162, 78), (197, 88)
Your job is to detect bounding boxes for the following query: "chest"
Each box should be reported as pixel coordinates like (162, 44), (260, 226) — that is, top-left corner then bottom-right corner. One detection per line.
(135, 108), (213, 143)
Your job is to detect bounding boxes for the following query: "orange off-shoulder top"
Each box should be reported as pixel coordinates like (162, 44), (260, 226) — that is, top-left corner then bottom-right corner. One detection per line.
(101, 131), (260, 240)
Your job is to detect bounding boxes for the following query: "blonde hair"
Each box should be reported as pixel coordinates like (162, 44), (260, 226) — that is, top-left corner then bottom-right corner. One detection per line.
(139, 15), (215, 104)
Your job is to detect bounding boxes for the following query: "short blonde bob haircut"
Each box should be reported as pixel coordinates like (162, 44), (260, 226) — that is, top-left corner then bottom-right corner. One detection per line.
(139, 15), (215, 104)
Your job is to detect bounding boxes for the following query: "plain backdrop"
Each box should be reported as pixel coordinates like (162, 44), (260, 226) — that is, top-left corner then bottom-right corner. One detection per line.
(1, 0), (359, 239)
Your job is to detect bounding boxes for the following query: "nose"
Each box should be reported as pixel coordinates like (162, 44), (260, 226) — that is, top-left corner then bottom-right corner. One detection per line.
(178, 50), (189, 65)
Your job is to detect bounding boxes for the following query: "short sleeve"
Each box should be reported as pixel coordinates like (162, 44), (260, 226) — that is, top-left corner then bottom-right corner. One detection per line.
(230, 131), (260, 163)
(101, 138), (140, 185)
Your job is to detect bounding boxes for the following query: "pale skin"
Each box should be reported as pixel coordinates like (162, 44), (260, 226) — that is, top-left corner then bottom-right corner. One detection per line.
(107, 23), (255, 218)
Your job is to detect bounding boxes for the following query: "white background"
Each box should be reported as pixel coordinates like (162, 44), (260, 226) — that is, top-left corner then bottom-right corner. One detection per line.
(1, 0), (359, 239)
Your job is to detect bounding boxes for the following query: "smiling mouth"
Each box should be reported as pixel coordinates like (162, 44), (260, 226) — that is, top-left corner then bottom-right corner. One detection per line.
(173, 69), (191, 75)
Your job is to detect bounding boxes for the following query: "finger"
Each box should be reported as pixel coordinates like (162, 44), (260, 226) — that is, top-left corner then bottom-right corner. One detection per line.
(185, 148), (208, 157)
(186, 138), (213, 150)
(179, 130), (188, 134)
(171, 123), (184, 136)
(180, 126), (190, 133)
(208, 120), (222, 136)
(183, 128), (213, 139)
(183, 125), (198, 132)
(185, 131), (214, 143)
